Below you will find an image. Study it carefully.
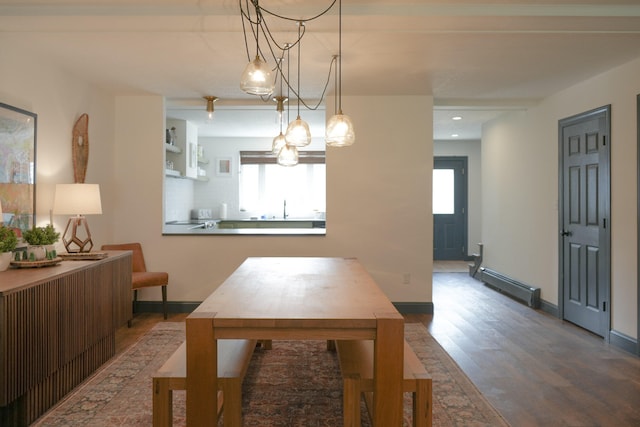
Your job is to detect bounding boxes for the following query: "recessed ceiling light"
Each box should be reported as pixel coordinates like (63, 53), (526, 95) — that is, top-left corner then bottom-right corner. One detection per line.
(451, 133), (459, 137)
(452, 116), (462, 121)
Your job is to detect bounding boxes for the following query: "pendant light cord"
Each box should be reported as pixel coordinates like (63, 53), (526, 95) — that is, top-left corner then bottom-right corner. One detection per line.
(278, 58), (284, 133)
(334, 55), (338, 115)
(297, 21), (302, 117)
(338, 0), (342, 113)
(287, 47), (291, 125)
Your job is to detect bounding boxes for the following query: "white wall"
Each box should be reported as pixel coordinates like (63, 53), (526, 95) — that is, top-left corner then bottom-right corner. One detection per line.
(0, 36), (434, 308)
(434, 139), (482, 257)
(482, 57), (640, 339)
(0, 41), (115, 251)
(113, 95), (434, 305)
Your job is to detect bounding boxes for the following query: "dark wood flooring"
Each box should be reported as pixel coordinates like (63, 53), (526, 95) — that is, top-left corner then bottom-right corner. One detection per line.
(116, 271), (640, 427)
(407, 271), (640, 427)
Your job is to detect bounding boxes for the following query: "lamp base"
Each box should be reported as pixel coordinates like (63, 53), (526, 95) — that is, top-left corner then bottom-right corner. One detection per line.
(61, 216), (95, 253)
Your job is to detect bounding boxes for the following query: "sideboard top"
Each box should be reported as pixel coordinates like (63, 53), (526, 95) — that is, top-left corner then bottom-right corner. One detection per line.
(0, 251), (131, 295)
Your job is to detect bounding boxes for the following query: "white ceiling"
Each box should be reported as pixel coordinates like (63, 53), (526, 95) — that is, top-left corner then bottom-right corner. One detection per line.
(2, 0), (640, 140)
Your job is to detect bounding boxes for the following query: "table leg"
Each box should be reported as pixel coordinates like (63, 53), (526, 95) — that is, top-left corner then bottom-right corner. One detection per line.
(186, 313), (218, 427)
(374, 313), (404, 426)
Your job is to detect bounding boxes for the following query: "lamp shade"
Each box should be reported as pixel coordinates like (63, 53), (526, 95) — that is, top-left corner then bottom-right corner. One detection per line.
(277, 145), (299, 166)
(285, 116), (311, 147)
(326, 113), (355, 147)
(240, 55), (275, 96)
(53, 184), (102, 215)
(272, 132), (287, 154)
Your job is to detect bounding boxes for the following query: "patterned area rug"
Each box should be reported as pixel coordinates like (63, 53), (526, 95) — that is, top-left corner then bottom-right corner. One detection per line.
(34, 322), (509, 426)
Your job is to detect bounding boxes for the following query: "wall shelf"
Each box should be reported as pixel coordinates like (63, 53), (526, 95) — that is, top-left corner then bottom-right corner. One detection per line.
(165, 143), (181, 153)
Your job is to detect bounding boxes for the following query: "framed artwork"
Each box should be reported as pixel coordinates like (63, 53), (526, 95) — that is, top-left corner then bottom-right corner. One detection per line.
(216, 157), (232, 177)
(0, 102), (37, 232)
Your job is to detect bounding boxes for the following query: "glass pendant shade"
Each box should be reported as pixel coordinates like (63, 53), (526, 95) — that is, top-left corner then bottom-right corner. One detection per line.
(326, 112), (355, 147)
(285, 115), (311, 147)
(272, 132), (287, 154)
(240, 55), (275, 96)
(277, 144), (299, 166)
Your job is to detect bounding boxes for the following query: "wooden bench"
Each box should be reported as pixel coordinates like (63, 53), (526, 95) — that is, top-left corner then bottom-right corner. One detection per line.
(152, 339), (257, 427)
(336, 339), (432, 427)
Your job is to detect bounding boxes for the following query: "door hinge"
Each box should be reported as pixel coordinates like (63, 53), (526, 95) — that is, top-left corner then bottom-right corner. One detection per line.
(603, 218), (607, 229)
(602, 135), (606, 146)
(603, 301), (606, 312)
(462, 168), (465, 175)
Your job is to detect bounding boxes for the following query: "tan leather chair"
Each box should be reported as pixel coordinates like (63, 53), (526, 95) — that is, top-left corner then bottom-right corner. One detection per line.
(101, 242), (168, 327)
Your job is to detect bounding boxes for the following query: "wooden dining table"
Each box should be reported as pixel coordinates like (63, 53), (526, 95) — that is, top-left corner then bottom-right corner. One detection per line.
(185, 256), (404, 426)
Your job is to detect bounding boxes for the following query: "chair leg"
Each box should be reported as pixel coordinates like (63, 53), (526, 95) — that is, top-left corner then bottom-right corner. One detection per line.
(128, 289), (139, 328)
(162, 285), (168, 320)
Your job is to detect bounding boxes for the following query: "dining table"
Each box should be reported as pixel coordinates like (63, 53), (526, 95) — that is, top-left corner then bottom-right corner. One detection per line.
(185, 256), (405, 426)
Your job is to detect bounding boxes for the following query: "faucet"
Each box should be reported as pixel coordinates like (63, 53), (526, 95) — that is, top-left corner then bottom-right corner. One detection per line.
(283, 200), (288, 219)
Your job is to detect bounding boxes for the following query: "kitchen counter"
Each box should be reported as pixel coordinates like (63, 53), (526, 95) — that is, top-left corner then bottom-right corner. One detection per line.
(163, 219), (326, 235)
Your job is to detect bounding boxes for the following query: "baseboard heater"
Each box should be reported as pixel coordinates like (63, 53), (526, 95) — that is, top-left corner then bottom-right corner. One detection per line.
(480, 267), (541, 308)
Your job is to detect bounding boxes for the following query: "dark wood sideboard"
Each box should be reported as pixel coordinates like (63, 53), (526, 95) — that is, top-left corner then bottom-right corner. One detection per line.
(0, 251), (132, 425)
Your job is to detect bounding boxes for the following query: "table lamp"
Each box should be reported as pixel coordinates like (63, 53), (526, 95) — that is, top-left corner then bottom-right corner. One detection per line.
(53, 183), (102, 253)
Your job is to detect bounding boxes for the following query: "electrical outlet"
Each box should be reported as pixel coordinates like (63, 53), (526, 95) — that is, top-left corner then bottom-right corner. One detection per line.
(402, 273), (411, 285)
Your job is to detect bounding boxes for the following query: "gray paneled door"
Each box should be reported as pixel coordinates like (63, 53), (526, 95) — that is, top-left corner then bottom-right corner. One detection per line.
(433, 157), (467, 260)
(559, 106), (610, 338)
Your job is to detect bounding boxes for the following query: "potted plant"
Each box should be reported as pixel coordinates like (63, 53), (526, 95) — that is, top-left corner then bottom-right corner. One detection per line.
(22, 224), (60, 261)
(0, 225), (18, 271)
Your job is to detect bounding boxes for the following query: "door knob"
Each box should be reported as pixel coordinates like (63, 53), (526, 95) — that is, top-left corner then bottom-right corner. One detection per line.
(561, 230), (572, 237)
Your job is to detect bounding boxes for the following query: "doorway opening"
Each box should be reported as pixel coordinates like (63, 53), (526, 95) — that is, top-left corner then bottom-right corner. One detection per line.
(433, 157), (468, 261)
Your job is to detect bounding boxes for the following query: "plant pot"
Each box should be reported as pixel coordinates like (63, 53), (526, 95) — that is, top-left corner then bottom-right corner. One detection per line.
(45, 244), (57, 259)
(0, 252), (11, 271)
(28, 245), (47, 261)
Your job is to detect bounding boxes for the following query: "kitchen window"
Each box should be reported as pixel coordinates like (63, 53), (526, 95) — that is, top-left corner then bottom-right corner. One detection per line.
(239, 151), (326, 219)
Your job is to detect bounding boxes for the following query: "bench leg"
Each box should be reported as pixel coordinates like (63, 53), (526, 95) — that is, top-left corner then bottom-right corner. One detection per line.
(413, 378), (432, 427)
(343, 373), (361, 427)
(222, 379), (242, 427)
(153, 378), (172, 427)
(260, 339), (272, 350)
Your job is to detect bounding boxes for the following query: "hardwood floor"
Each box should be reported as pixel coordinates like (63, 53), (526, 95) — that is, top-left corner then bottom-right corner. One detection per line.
(115, 270), (640, 426)
(432, 259), (469, 273)
(407, 272), (640, 427)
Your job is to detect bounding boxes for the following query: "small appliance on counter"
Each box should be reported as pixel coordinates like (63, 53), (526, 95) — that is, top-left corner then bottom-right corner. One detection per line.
(191, 209), (213, 220)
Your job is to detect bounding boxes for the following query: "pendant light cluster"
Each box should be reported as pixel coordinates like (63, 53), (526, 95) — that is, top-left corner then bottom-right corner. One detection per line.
(239, 0), (355, 166)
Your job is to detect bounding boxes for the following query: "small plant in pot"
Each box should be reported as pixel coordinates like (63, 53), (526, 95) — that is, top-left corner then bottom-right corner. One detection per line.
(0, 225), (18, 271)
(22, 224), (60, 261)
